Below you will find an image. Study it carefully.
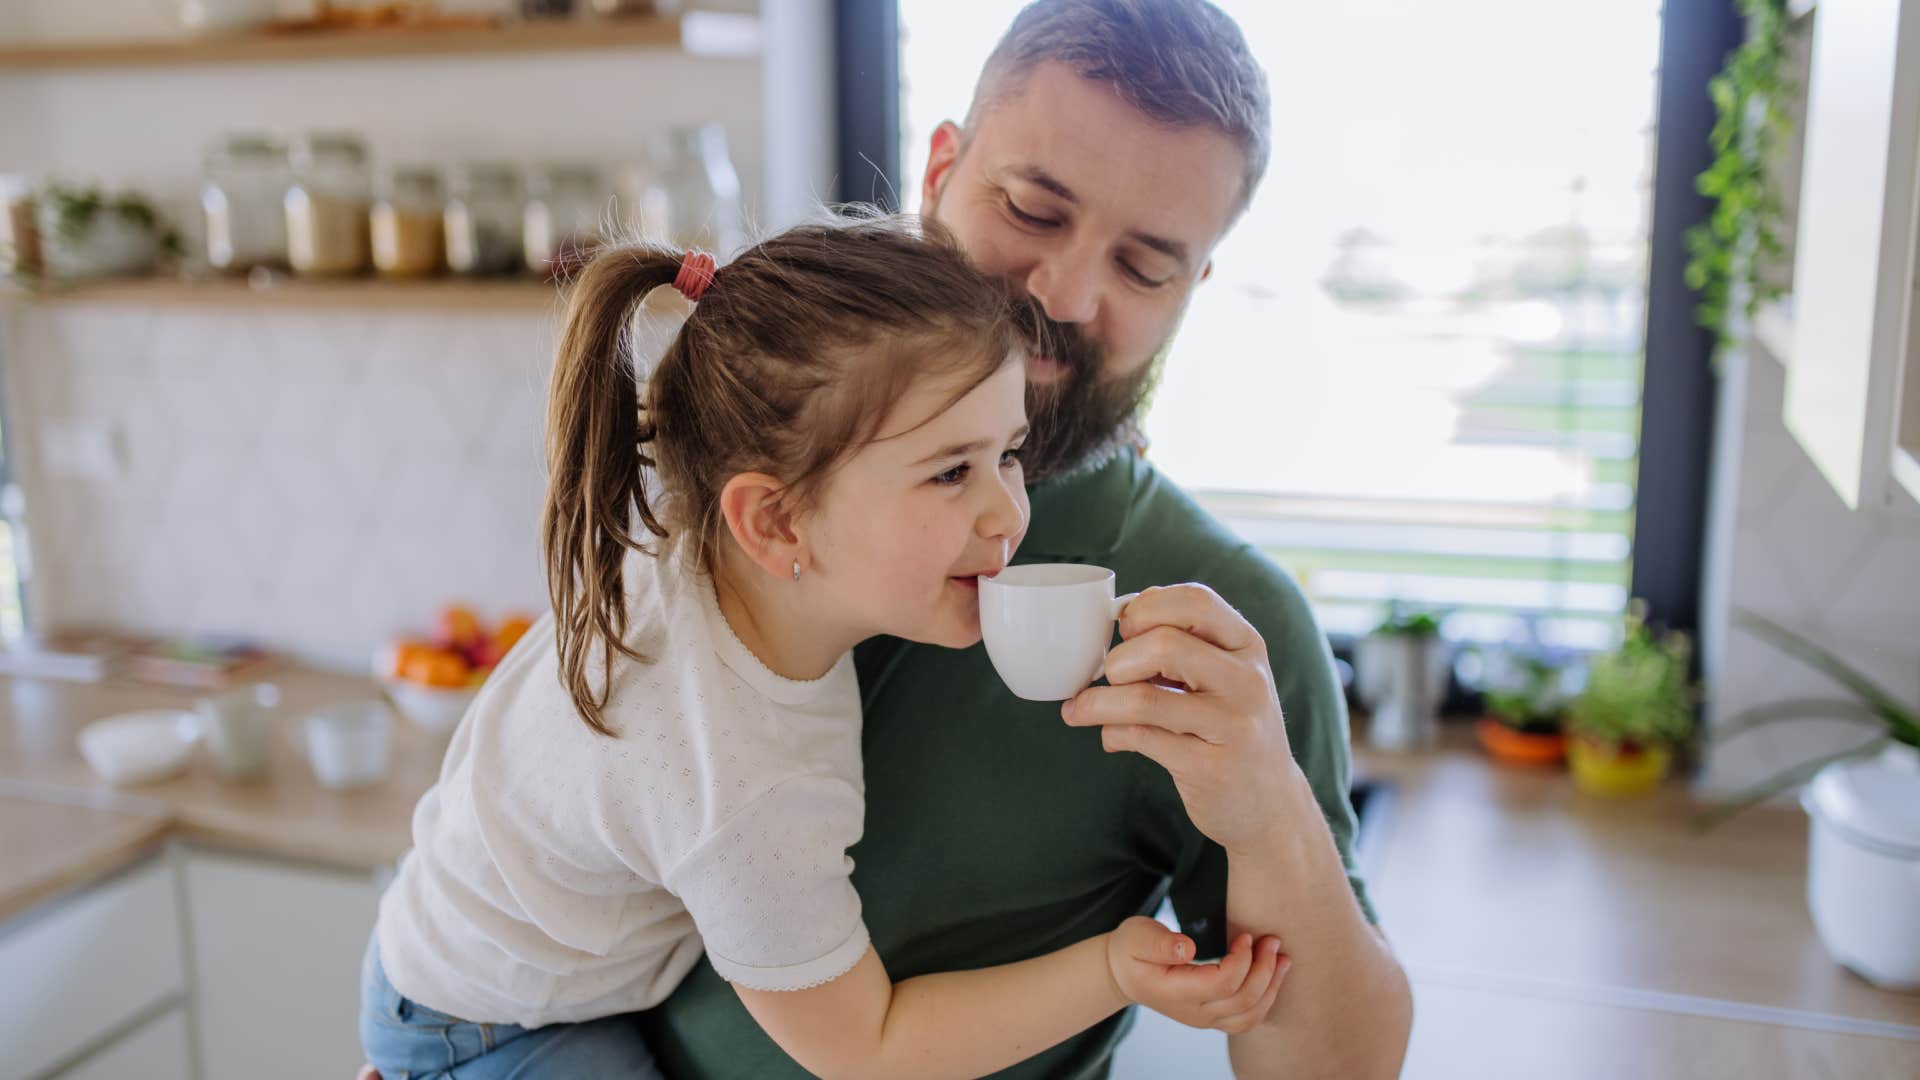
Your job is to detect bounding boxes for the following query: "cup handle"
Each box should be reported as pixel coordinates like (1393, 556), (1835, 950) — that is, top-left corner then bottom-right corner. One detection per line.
(1112, 592), (1139, 621)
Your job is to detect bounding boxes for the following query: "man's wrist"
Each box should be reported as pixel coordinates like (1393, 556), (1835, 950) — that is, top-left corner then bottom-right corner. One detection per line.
(1223, 759), (1318, 862)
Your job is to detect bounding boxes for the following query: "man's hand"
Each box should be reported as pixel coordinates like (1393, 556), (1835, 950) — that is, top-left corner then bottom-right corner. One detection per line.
(1106, 916), (1290, 1035)
(1065, 584), (1302, 854)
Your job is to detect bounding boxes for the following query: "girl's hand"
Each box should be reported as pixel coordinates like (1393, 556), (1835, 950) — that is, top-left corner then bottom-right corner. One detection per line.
(1105, 916), (1290, 1034)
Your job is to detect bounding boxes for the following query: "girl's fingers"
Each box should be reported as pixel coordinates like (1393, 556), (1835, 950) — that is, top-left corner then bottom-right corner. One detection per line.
(1200, 933), (1255, 995)
(1215, 954), (1292, 1033)
(1207, 937), (1281, 1014)
(1120, 916), (1194, 965)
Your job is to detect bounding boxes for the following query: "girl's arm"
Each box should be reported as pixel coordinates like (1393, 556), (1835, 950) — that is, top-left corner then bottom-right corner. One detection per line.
(731, 916), (1287, 1080)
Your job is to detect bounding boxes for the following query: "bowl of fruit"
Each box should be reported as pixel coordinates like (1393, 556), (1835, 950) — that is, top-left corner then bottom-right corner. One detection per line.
(377, 606), (533, 736)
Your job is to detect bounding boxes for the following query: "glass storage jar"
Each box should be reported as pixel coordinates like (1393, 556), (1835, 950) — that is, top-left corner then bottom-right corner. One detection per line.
(444, 162), (523, 276)
(523, 163), (609, 279)
(202, 133), (290, 273)
(285, 132), (371, 277)
(372, 164), (446, 278)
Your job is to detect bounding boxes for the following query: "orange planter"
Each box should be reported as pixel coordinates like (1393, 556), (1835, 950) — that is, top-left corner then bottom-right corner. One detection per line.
(1476, 717), (1567, 767)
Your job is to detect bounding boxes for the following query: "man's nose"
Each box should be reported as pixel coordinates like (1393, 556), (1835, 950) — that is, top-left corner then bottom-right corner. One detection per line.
(1025, 244), (1101, 327)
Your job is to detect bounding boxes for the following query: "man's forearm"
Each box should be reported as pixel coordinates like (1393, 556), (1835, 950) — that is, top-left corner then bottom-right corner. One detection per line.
(1224, 765), (1411, 1079)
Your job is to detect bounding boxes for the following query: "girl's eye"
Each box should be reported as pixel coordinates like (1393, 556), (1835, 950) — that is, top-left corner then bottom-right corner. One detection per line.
(932, 463), (971, 486)
(1000, 448), (1023, 468)
(1005, 197), (1057, 229)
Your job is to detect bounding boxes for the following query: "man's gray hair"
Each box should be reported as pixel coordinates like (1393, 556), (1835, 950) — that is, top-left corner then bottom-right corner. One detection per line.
(966, 0), (1272, 210)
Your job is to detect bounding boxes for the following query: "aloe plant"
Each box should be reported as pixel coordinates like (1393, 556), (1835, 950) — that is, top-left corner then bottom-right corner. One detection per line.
(1698, 611), (1920, 827)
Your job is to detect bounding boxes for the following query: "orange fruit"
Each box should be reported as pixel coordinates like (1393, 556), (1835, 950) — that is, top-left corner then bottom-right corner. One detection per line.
(383, 639), (435, 680)
(437, 605), (483, 649)
(494, 614), (534, 656)
(403, 648), (469, 688)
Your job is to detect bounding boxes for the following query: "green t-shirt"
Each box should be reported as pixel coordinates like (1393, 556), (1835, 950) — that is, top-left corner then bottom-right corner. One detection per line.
(638, 449), (1372, 1078)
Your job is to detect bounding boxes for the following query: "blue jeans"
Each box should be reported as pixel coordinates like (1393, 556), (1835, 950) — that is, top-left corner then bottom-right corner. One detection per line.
(359, 935), (661, 1079)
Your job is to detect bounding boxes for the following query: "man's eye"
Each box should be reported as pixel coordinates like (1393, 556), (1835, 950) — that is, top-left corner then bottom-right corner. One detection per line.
(933, 463), (971, 485)
(1001, 447), (1023, 468)
(1006, 197), (1057, 228)
(1121, 260), (1170, 288)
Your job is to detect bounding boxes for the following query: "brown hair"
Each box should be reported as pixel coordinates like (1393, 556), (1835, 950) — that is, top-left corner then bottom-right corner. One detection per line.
(542, 214), (1018, 734)
(968, 0), (1272, 211)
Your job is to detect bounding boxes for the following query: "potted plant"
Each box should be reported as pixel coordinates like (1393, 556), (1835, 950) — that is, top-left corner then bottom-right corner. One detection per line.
(1702, 611), (1920, 989)
(1475, 647), (1573, 767)
(1565, 603), (1696, 796)
(28, 182), (179, 283)
(1355, 606), (1450, 752)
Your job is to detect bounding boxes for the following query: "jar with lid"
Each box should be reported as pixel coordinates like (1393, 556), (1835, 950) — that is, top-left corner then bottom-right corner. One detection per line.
(647, 124), (744, 254)
(372, 165), (446, 278)
(202, 133), (290, 273)
(285, 133), (371, 277)
(444, 163), (523, 276)
(523, 163), (609, 279)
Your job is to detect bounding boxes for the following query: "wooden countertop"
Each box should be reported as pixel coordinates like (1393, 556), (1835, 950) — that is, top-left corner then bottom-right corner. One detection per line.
(0, 667), (441, 922)
(0, 790), (171, 923)
(1351, 727), (1920, 1075)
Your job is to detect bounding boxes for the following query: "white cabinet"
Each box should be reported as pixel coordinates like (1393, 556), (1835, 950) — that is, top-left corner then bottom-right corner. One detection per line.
(0, 857), (188, 1079)
(182, 850), (382, 1080)
(61, 1008), (192, 1080)
(1783, 0), (1920, 511)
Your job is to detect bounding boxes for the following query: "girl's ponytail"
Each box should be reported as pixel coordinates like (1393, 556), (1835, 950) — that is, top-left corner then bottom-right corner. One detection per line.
(542, 244), (685, 736)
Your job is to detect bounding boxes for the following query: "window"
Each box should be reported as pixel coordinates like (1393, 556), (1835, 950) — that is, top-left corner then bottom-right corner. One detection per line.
(898, 0), (1665, 650)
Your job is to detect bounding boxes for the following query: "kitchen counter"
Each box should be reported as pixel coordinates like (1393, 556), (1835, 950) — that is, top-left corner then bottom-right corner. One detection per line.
(0, 790), (170, 924)
(0, 667), (440, 923)
(4, 672), (1917, 1074)
(1350, 728), (1920, 1076)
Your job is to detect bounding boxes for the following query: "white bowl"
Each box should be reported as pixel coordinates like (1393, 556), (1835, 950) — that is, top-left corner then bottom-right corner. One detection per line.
(384, 679), (479, 736)
(78, 710), (200, 786)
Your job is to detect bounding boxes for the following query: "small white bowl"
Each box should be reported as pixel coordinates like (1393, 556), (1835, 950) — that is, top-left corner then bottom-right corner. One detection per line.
(383, 679), (479, 736)
(78, 710), (200, 786)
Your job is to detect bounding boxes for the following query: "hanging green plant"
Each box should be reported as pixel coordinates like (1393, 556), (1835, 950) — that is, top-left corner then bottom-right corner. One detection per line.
(1683, 0), (1800, 357)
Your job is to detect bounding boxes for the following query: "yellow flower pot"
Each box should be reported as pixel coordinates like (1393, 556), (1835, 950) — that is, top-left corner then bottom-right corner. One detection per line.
(1568, 736), (1672, 797)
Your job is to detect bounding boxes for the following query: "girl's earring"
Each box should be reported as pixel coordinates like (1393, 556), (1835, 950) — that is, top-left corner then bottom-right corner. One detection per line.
(792, 560), (801, 582)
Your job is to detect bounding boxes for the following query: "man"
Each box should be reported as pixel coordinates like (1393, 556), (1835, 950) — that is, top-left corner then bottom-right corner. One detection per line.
(642, 2), (1413, 1077)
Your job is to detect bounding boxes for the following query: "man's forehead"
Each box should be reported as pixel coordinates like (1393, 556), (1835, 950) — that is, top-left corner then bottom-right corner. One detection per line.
(968, 62), (1247, 253)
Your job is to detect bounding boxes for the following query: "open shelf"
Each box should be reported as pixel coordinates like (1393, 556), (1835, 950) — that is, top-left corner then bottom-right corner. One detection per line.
(15, 275), (564, 311)
(0, 13), (758, 71)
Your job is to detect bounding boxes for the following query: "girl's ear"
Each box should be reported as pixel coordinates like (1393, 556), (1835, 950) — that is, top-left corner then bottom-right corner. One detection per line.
(718, 472), (805, 581)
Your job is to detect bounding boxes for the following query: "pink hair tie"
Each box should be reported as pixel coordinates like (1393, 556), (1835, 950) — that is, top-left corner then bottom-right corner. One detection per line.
(673, 250), (718, 302)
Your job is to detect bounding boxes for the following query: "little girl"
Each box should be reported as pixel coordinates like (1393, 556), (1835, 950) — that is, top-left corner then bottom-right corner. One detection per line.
(360, 215), (1288, 1079)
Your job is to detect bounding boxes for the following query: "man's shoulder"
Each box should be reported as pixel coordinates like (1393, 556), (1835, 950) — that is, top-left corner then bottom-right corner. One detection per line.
(1104, 456), (1314, 636)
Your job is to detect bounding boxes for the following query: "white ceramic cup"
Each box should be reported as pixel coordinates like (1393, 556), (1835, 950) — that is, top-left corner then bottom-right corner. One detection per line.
(304, 701), (393, 790)
(197, 682), (279, 779)
(979, 563), (1137, 701)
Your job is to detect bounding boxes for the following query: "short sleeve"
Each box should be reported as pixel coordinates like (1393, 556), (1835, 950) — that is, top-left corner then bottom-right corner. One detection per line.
(664, 772), (871, 992)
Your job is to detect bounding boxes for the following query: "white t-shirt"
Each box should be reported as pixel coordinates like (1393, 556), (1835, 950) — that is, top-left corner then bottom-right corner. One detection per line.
(376, 550), (869, 1028)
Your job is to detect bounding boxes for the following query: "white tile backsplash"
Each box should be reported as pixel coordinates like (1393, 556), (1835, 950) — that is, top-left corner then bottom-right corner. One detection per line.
(1699, 345), (1920, 794)
(2, 301), (563, 671)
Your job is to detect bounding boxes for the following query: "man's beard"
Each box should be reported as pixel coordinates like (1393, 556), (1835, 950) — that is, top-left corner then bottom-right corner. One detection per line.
(1007, 292), (1165, 483)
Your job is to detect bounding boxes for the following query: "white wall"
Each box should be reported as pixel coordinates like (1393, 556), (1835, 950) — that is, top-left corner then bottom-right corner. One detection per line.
(1697, 343), (1920, 794)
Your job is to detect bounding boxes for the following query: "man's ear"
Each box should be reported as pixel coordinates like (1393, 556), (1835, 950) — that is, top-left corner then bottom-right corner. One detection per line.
(922, 121), (964, 209)
(718, 473), (804, 581)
